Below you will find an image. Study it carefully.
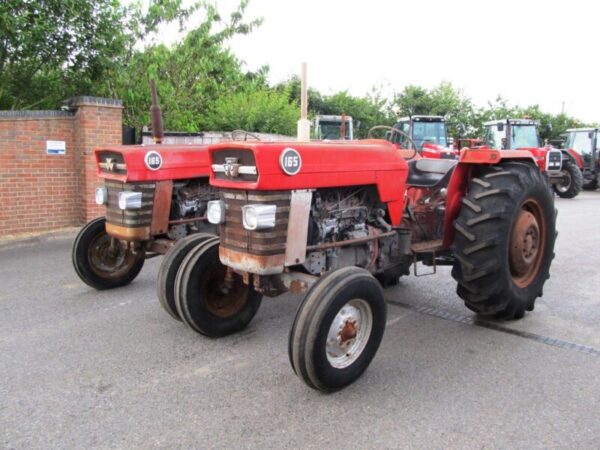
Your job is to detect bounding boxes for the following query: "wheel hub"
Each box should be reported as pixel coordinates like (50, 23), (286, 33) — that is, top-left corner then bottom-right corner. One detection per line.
(557, 171), (571, 192)
(90, 237), (127, 272)
(326, 299), (373, 369)
(509, 200), (546, 288)
(510, 210), (540, 275)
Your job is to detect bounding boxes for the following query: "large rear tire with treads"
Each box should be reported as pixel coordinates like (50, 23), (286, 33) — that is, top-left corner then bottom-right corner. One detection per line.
(452, 162), (556, 320)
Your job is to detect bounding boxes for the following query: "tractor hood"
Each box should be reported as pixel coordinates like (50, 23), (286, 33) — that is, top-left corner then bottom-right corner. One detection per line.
(94, 144), (210, 183)
(208, 140), (408, 204)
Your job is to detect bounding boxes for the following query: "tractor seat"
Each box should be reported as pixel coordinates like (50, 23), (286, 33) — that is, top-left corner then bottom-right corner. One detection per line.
(406, 158), (458, 188)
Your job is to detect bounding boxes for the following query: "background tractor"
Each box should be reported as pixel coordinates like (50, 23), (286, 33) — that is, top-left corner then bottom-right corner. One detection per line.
(483, 118), (582, 198)
(563, 127), (599, 190)
(313, 114), (354, 140)
(160, 138), (558, 392)
(72, 81), (218, 294)
(390, 115), (458, 159)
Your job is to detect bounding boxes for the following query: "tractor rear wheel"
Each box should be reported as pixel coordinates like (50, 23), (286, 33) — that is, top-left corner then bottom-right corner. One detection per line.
(452, 162), (556, 320)
(72, 217), (145, 290)
(288, 267), (386, 392)
(175, 239), (262, 337)
(156, 232), (218, 321)
(553, 160), (583, 198)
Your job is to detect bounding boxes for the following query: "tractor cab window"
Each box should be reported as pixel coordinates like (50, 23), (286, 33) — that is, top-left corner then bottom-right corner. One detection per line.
(412, 121), (448, 150)
(565, 131), (594, 167)
(566, 131), (593, 156)
(319, 121), (351, 140)
(390, 122), (411, 147)
(510, 125), (539, 149)
(485, 125), (505, 150)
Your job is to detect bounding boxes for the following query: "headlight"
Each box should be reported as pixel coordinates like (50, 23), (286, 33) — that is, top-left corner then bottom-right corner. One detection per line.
(242, 204), (276, 230)
(118, 191), (142, 210)
(207, 200), (225, 224)
(95, 187), (107, 205)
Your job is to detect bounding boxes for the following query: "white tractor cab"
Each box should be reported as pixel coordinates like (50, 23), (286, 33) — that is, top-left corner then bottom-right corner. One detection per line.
(564, 128), (600, 190)
(483, 118), (582, 199)
(390, 115), (457, 159)
(313, 115), (354, 140)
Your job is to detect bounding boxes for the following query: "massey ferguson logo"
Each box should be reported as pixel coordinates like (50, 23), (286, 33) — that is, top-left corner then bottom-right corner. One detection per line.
(223, 157), (241, 177)
(280, 148), (301, 176)
(104, 157), (116, 171)
(144, 151), (162, 171)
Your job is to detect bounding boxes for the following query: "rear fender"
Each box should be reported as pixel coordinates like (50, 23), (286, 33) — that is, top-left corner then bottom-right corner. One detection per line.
(441, 149), (537, 248)
(564, 149), (583, 169)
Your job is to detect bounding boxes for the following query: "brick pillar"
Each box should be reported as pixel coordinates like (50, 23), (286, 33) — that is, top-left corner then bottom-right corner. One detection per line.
(69, 96), (123, 223)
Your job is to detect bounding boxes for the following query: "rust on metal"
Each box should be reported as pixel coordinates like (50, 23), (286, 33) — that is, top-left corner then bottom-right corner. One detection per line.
(339, 320), (357, 344)
(105, 223), (150, 241)
(289, 279), (308, 294)
(150, 180), (173, 236)
(149, 79), (164, 144)
(168, 216), (206, 225)
(146, 238), (174, 255)
(411, 238), (444, 253)
(306, 230), (396, 252)
(219, 246), (285, 275)
(510, 198), (545, 288)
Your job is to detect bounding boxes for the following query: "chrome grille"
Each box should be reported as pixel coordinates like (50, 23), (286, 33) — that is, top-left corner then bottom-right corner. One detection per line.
(219, 190), (290, 256)
(104, 180), (155, 228)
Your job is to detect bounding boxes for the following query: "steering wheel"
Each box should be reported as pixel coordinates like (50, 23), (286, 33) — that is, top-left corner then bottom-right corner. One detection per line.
(367, 125), (418, 159)
(231, 129), (262, 141)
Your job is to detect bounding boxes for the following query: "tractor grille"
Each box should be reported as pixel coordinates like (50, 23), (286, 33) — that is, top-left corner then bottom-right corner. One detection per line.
(104, 180), (155, 228)
(97, 151), (127, 175)
(212, 149), (258, 182)
(219, 190), (291, 256)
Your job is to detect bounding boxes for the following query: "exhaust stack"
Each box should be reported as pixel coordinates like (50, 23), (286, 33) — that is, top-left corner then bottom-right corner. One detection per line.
(149, 79), (164, 144)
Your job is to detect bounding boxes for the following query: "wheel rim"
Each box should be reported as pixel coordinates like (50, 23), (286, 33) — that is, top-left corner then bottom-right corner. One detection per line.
(509, 199), (546, 288)
(201, 264), (249, 318)
(88, 232), (139, 278)
(326, 299), (373, 369)
(556, 171), (572, 193)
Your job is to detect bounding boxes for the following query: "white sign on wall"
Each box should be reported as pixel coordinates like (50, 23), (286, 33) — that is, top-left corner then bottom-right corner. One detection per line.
(46, 140), (66, 155)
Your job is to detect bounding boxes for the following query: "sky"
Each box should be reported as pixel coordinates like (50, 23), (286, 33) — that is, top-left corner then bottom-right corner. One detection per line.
(165, 0), (600, 122)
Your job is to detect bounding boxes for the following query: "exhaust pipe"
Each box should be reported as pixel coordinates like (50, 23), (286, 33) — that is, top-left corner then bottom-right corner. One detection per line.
(149, 79), (164, 144)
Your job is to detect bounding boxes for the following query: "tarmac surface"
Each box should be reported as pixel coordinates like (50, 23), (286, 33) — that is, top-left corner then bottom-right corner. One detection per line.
(2, 192), (600, 449)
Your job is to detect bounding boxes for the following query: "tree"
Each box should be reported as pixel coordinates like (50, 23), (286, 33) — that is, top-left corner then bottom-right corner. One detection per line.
(0, 0), (131, 109)
(205, 88), (299, 135)
(101, 0), (264, 132)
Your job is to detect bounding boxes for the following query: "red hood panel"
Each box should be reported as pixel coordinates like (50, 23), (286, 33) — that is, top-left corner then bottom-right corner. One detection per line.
(94, 144), (210, 182)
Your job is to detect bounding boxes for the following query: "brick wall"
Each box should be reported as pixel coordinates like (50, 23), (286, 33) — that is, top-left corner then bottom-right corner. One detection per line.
(0, 97), (122, 237)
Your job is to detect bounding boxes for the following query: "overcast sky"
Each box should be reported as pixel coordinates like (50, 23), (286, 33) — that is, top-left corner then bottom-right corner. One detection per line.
(173, 0), (599, 122)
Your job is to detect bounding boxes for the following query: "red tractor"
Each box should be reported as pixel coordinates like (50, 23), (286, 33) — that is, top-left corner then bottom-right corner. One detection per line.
(72, 82), (218, 297)
(161, 138), (558, 392)
(483, 119), (582, 198)
(389, 115), (458, 159)
(563, 127), (599, 190)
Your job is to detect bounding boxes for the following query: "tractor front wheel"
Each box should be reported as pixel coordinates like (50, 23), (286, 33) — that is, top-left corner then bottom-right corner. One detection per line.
(175, 239), (262, 337)
(156, 232), (218, 321)
(452, 162), (556, 319)
(553, 160), (583, 198)
(288, 267), (386, 392)
(72, 217), (145, 290)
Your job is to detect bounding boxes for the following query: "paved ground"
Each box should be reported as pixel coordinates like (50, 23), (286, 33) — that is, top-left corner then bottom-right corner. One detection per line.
(2, 192), (600, 449)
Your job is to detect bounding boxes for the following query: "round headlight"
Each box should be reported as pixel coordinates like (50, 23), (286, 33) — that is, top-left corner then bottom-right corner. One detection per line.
(207, 200), (225, 225)
(242, 206), (258, 230)
(95, 187), (107, 205)
(242, 204), (276, 230)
